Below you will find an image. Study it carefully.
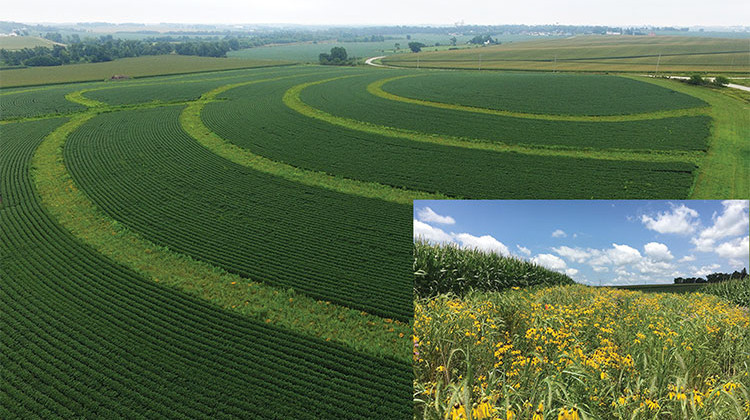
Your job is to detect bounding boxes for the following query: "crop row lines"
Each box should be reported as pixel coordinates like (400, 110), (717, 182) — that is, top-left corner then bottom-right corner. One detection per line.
(369, 75), (711, 122)
(63, 107), (411, 318)
(284, 77), (703, 165)
(25, 111), (412, 358)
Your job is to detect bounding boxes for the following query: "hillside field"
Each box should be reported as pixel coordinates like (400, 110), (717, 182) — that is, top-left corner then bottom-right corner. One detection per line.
(382, 35), (750, 74)
(0, 35), (61, 50)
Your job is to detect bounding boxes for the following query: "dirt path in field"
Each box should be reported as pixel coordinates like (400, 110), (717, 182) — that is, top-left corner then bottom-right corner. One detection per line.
(652, 75), (750, 92)
(365, 56), (393, 68)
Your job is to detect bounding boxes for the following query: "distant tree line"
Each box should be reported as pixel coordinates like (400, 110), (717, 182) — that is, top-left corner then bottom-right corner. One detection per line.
(674, 268), (747, 284)
(0, 35), (244, 67)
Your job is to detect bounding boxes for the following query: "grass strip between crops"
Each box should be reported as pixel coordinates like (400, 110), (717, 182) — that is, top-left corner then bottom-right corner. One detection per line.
(30, 98), (412, 362)
(285, 77), (704, 164)
(370, 74), (711, 122)
(627, 76), (750, 199)
(181, 76), (446, 204)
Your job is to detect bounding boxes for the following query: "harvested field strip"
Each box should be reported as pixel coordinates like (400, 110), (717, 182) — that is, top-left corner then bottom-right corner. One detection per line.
(64, 106), (413, 320)
(375, 74), (708, 119)
(182, 83), (445, 204)
(203, 76), (695, 198)
(31, 111), (410, 358)
(3, 119), (410, 419)
(287, 77), (704, 161)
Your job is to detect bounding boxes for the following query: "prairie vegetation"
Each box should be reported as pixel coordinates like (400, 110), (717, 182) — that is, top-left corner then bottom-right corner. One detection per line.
(414, 243), (750, 419)
(414, 287), (750, 419)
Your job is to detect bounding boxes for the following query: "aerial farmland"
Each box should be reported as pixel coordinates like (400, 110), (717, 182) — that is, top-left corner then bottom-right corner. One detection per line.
(1, 20), (749, 419)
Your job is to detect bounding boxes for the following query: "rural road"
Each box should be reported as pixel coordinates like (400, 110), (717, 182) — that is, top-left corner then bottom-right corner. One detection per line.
(657, 75), (750, 92)
(365, 56), (389, 67)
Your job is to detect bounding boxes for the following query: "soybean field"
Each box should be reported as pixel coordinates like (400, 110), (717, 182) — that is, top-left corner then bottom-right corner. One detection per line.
(0, 54), (745, 417)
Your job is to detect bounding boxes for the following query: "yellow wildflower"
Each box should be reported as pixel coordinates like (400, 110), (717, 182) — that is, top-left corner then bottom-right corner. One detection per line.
(473, 399), (493, 420)
(450, 403), (468, 420)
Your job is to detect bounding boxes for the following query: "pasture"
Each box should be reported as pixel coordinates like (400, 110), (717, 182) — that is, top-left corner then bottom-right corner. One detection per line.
(382, 35), (750, 74)
(0, 51), (746, 417)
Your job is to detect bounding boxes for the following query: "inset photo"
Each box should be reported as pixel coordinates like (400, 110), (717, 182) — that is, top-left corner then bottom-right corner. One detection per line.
(413, 200), (749, 420)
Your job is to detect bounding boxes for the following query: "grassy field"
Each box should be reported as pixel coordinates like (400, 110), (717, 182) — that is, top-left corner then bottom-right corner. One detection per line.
(382, 35), (750, 74)
(0, 35), (61, 50)
(0, 55), (290, 88)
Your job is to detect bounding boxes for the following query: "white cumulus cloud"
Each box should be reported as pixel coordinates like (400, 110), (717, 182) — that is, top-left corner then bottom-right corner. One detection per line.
(607, 243), (642, 266)
(715, 236), (749, 260)
(698, 201), (749, 241)
(413, 219), (453, 243)
(532, 253), (567, 271)
(553, 246), (591, 263)
(678, 255), (696, 262)
(454, 233), (510, 256)
(640, 204), (700, 235)
(643, 242), (673, 262)
(551, 229), (567, 238)
(693, 264), (721, 277)
(416, 207), (456, 225)
(516, 245), (531, 256)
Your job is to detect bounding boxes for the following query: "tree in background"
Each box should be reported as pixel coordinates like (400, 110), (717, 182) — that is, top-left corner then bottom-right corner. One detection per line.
(408, 42), (426, 53)
(319, 46), (354, 65)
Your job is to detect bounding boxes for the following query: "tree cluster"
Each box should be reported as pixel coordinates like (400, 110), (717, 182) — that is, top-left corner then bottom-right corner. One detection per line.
(318, 47), (354, 65)
(686, 74), (730, 87)
(408, 42), (426, 53)
(468, 35), (499, 45)
(674, 268), (747, 284)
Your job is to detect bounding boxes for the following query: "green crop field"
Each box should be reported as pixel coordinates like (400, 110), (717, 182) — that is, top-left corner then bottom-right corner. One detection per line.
(0, 55), (290, 88)
(381, 72), (707, 116)
(382, 35), (750, 74)
(298, 71), (711, 152)
(1, 38), (748, 417)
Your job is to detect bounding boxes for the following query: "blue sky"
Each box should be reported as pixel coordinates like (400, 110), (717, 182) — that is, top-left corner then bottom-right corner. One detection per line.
(414, 200), (749, 286)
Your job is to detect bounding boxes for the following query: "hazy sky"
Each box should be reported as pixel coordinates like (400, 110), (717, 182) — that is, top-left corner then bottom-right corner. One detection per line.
(6, 0), (750, 26)
(413, 200), (750, 286)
